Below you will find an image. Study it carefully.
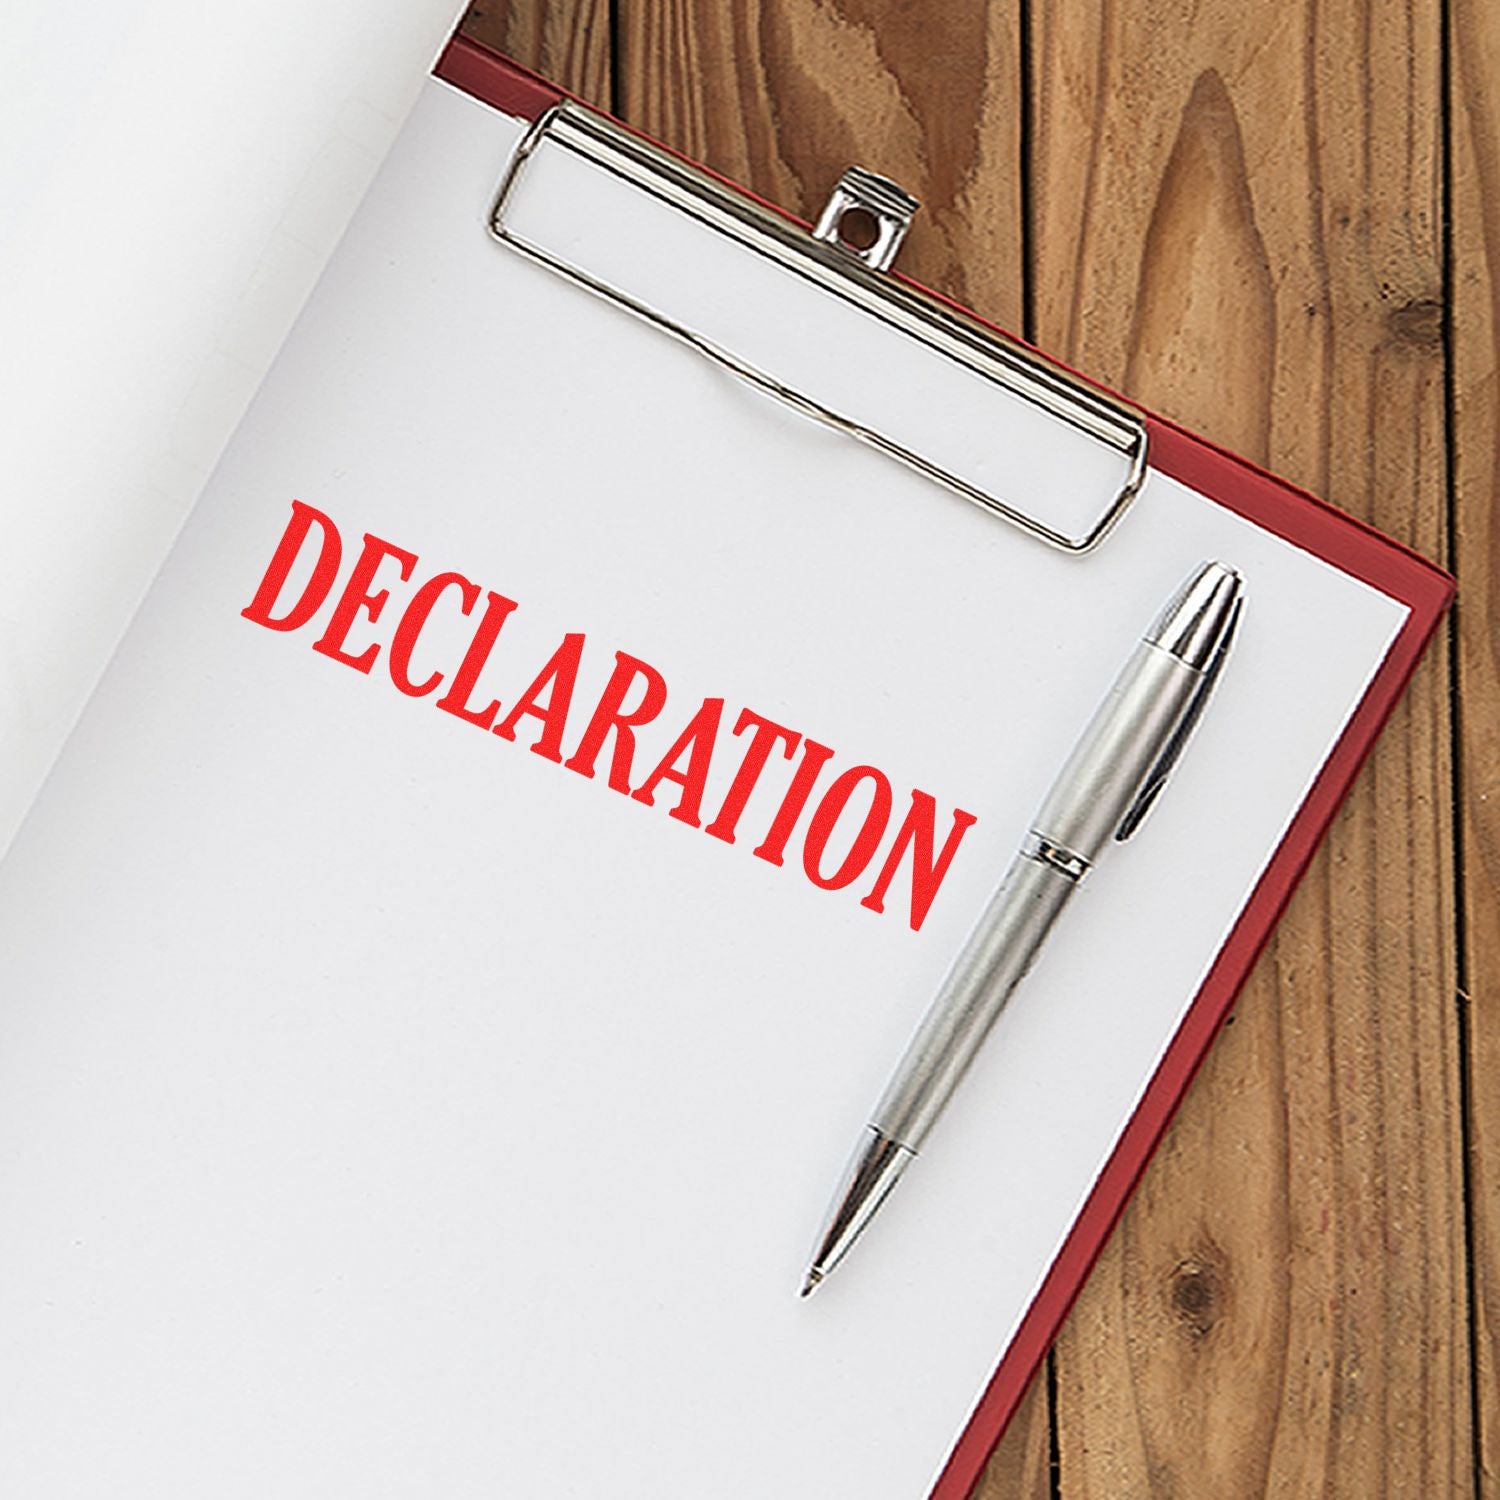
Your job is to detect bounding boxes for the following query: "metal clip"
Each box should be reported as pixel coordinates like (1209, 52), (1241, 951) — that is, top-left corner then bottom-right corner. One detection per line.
(812, 168), (918, 272)
(489, 102), (1150, 554)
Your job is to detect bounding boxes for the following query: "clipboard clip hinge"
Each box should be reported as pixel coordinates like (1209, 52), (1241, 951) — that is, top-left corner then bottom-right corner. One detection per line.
(811, 168), (918, 273)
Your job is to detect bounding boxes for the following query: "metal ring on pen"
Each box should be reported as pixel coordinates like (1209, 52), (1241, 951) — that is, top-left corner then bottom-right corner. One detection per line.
(1022, 831), (1091, 881)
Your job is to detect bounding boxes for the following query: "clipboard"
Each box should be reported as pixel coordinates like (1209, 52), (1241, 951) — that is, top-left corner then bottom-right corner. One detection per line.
(0, 31), (1452, 1500)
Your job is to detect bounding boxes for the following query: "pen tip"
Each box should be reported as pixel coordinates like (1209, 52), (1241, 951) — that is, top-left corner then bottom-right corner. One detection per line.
(800, 1268), (823, 1299)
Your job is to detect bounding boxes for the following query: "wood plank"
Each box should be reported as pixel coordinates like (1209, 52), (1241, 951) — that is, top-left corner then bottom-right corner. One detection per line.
(1030, 2), (1467, 1494)
(612, 4), (1045, 1492)
(614, 0), (1025, 332)
(459, 0), (612, 104)
(1453, 0), (1500, 1490)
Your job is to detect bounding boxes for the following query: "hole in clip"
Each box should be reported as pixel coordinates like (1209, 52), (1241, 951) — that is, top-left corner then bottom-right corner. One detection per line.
(837, 206), (881, 252)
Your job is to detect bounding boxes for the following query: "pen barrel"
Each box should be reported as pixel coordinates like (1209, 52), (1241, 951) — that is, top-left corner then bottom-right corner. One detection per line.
(870, 644), (1204, 1153)
(1032, 641), (1202, 863)
(872, 851), (1075, 1149)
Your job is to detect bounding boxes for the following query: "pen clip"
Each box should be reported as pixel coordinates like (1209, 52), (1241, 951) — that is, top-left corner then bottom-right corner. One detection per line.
(1115, 596), (1243, 842)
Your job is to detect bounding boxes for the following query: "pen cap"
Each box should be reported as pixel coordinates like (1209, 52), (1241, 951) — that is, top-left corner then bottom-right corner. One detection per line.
(1031, 563), (1242, 866)
(1145, 562), (1243, 670)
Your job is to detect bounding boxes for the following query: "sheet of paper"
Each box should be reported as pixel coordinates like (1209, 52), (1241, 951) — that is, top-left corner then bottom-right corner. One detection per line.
(0, 81), (1407, 1497)
(0, 0), (464, 855)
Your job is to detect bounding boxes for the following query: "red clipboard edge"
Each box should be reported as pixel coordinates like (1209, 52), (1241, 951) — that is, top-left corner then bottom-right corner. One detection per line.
(933, 415), (1450, 1497)
(434, 34), (564, 122)
(434, 31), (1455, 1499)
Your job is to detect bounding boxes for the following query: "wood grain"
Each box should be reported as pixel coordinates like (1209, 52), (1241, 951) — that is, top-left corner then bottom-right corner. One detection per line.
(1032, 2), (1467, 1494)
(1454, 0), (1500, 1492)
(614, 0), (1025, 333)
(460, 0), (612, 103)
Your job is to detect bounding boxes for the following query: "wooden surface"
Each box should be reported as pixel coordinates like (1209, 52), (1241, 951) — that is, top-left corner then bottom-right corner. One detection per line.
(459, 2), (1493, 1493)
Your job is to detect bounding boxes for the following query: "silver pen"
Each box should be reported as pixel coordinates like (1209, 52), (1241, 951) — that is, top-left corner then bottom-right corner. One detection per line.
(801, 560), (1244, 1296)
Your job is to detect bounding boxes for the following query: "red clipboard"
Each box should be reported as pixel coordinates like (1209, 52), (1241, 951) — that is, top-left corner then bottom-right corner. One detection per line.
(436, 33), (1451, 1498)
(0, 28), (1454, 1499)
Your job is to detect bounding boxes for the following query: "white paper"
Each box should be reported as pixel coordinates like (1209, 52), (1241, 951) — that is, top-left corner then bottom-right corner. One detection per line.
(0, 81), (1407, 1498)
(0, 0), (465, 855)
